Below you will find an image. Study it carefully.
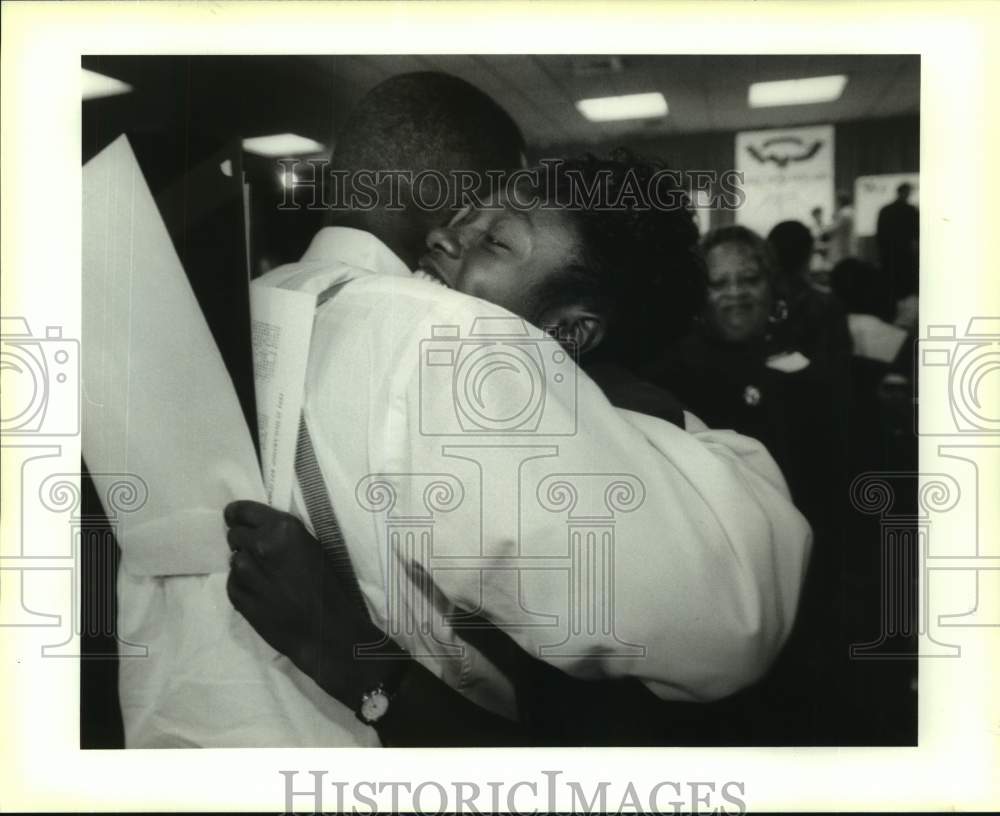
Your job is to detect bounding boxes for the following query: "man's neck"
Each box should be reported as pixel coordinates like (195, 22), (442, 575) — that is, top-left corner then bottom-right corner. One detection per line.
(328, 211), (418, 270)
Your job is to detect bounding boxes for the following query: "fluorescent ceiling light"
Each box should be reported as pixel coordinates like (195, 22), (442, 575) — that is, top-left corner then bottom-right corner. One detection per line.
(242, 133), (326, 158)
(82, 68), (132, 101)
(576, 92), (668, 122)
(748, 75), (848, 108)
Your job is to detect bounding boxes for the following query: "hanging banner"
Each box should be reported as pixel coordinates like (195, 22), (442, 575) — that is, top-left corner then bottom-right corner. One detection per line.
(735, 124), (835, 237)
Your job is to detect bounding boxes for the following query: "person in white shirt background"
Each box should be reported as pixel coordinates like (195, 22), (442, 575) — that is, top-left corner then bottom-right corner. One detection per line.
(826, 189), (858, 268)
(224, 72), (812, 745)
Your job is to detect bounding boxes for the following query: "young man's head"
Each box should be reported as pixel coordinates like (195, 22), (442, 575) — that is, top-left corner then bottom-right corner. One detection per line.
(419, 152), (706, 364)
(767, 219), (815, 291)
(328, 71), (525, 269)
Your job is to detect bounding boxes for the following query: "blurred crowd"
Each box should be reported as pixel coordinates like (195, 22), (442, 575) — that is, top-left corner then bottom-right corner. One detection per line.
(639, 183), (919, 744)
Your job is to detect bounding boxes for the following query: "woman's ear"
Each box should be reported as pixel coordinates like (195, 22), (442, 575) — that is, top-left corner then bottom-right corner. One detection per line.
(541, 303), (606, 357)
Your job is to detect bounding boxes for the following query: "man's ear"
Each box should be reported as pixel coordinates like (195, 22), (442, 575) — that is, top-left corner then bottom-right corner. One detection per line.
(541, 303), (606, 357)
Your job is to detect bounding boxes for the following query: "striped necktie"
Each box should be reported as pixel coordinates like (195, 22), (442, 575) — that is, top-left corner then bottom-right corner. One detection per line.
(294, 414), (370, 619)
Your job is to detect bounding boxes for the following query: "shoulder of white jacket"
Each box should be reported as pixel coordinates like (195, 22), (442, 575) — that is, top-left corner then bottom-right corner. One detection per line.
(255, 262), (306, 288)
(345, 275), (529, 323)
(257, 227), (409, 288)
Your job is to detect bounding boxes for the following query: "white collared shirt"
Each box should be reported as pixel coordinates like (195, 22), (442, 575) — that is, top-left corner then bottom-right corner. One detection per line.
(265, 227), (812, 718)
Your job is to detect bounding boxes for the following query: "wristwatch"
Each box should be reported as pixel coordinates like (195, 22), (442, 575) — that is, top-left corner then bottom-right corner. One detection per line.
(357, 683), (393, 725)
(353, 651), (409, 727)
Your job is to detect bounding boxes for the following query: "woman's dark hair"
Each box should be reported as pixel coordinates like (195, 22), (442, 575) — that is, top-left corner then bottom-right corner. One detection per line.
(701, 224), (779, 287)
(531, 149), (707, 364)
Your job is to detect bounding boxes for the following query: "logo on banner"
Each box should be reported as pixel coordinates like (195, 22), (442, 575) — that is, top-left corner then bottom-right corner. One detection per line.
(735, 125), (835, 236)
(744, 135), (825, 169)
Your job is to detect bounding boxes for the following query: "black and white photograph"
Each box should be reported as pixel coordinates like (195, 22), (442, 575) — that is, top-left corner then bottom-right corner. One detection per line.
(77, 53), (922, 752)
(3, 2), (998, 813)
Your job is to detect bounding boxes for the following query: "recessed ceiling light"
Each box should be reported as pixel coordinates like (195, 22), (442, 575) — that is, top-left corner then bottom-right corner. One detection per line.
(82, 68), (132, 101)
(748, 75), (848, 108)
(241, 133), (326, 158)
(576, 92), (668, 122)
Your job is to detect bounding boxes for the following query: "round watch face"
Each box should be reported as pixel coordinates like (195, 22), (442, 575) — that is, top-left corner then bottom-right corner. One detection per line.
(360, 690), (390, 723)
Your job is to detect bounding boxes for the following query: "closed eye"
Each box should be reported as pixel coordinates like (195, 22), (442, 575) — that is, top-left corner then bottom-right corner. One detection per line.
(486, 234), (509, 250)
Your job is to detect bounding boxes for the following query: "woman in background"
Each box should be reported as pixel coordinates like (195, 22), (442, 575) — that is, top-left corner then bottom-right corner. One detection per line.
(642, 225), (845, 530)
(642, 225), (849, 742)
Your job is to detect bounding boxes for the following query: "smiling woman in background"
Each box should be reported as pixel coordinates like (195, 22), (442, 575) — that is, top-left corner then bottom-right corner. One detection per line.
(641, 224), (850, 742)
(642, 225), (845, 528)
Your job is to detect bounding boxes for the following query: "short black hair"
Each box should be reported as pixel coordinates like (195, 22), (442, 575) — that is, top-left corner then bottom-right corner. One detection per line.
(333, 71), (525, 180)
(531, 150), (706, 364)
(328, 71), (525, 266)
(767, 219), (814, 284)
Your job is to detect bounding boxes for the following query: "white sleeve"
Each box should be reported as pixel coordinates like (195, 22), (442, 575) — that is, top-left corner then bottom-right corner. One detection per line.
(372, 295), (813, 702)
(309, 282), (812, 703)
(618, 408), (813, 698)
